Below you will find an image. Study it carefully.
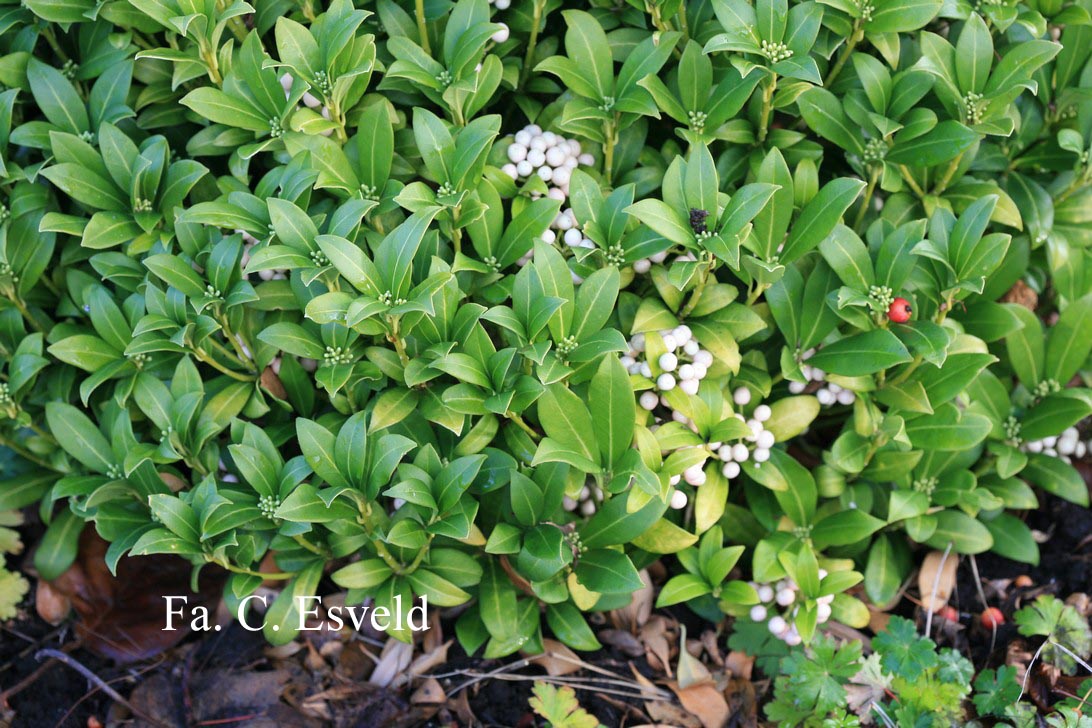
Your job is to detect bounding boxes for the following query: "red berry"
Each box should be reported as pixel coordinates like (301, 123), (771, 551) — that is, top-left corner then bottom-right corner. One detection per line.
(980, 607), (1005, 629)
(936, 605), (959, 622)
(887, 297), (912, 323)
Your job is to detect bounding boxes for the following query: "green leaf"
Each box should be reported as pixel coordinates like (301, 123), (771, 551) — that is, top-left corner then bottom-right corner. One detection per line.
(780, 178), (865, 264)
(575, 548), (643, 593)
(656, 574), (712, 606)
(625, 199), (694, 246)
(33, 509), (83, 580)
(258, 322), (325, 359)
(48, 335), (121, 372)
(806, 330), (911, 376)
(1022, 454), (1089, 507)
(983, 513), (1039, 565)
(560, 10), (614, 101)
(1045, 294), (1092, 384)
(143, 254), (207, 298)
(589, 356), (635, 468)
(797, 88), (861, 153)
(27, 59), (87, 134)
(1005, 304), (1044, 385)
(955, 13), (992, 94)
(887, 121), (979, 167)
(904, 403), (991, 451)
(545, 602), (601, 651)
(812, 510), (885, 550)
(923, 510), (993, 554)
(537, 384), (598, 467)
(45, 402), (114, 473)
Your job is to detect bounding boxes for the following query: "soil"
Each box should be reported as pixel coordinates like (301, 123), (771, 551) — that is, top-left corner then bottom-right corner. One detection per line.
(0, 611), (116, 727)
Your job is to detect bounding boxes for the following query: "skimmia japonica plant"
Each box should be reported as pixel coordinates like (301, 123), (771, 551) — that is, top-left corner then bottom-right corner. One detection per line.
(0, 0), (1089, 658)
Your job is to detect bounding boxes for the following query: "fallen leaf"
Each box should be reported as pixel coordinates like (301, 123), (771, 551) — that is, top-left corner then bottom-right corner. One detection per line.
(641, 616), (674, 677)
(34, 579), (70, 625)
(407, 639), (451, 678)
(411, 678), (446, 704)
(526, 639), (583, 677)
(677, 626), (712, 689)
(671, 682), (728, 728)
(918, 550), (958, 613)
(599, 628), (644, 656)
(44, 527), (224, 663)
(723, 651), (753, 681)
(700, 631), (723, 668)
(369, 638), (413, 688)
(613, 569), (654, 631)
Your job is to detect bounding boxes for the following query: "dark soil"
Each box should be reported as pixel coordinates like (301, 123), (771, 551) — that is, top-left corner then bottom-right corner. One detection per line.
(0, 612), (116, 727)
(950, 487), (1092, 670)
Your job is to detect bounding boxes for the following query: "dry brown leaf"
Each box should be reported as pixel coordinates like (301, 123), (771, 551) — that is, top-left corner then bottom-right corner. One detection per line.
(34, 579), (70, 625)
(671, 682), (729, 728)
(260, 365), (288, 400)
(644, 698), (703, 728)
(868, 607), (891, 635)
(335, 642), (370, 680)
(526, 639), (584, 677)
(724, 677), (758, 727)
(723, 651), (754, 681)
(614, 569), (655, 631)
(918, 550), (958, 612)
(422, 608), (444, 653)
(407, 639), (451, 678)
(1001, 279), (1037, 310)
(411, 678), (446, 704)
(449, 688), (476, 726)
(369, 638), (413, 687)
(701, 631), (723, 667)
(600, 628), (644, 656)
(642, 616), (674, 677)
(159, 472), (187, 492)
(43, 527), (224, 663)
(1065, 592), (1091, 617)
(677, 627), (712, 689)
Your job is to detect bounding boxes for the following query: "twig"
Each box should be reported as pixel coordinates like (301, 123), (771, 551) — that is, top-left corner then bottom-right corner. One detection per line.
(968, 554), (997, 658)
(447, 657), (533, 696)
(1016, 639), (1049, 705)
(489, 673), (666, 702)
(34, 649), (172, 728)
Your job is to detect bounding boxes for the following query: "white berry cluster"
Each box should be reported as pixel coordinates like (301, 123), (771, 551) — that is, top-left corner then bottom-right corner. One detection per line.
(488, 0), (511, 9)
(625, 326), (714, 406)
(716, 391), (777, 473)
(562, 484), (602, 515)
(748, 572), (834, 645)
(239, 230), (288, 281)
(501, 125), (595, 202)
(279, 73), (333, 137)
(631, 249), (670, 275)
(1022, 426), (1089, 464)
(541, 209), (593, 250)
(787, 348), (856, 406)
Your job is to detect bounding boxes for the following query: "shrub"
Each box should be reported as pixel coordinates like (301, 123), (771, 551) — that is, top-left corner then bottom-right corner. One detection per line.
(0, 0), (1089, 658)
